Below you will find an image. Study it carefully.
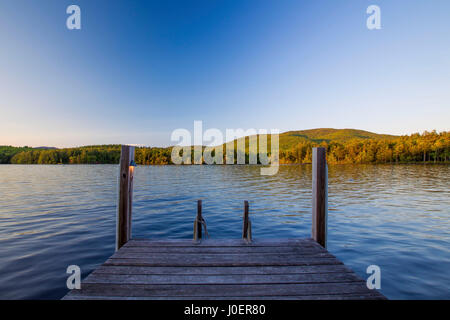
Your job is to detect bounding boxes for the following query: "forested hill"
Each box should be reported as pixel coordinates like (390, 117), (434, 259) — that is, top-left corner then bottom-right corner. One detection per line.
(277, 129), (397, 150)
(0, 129), (448, 165)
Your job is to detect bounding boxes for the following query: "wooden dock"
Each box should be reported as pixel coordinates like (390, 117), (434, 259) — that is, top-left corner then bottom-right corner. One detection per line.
(63, 238), (385, 300)
(63, 147), (385, 300)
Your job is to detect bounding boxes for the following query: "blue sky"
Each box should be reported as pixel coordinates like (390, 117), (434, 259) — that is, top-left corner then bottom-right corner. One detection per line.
(0, 0), (449, 147)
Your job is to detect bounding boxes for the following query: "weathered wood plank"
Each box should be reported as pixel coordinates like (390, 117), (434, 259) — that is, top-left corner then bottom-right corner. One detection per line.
(117, 245), (327, 254)
(64, 282), (376, 297)
(64, 293), (385, 300)
(84, 272), (361, 285)
(105, 255), (341, 267)
(111, 252), (333, 260)
(92, 264), (354, 276)
(125, 238), (318, 247)
(113, 249), (331, 259)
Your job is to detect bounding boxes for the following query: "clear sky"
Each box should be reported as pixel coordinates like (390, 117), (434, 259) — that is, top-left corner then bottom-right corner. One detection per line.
(0, 0), (449, 147)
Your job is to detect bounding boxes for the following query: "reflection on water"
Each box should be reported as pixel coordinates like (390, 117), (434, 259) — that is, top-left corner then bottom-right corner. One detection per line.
(0, 164), (449, 299)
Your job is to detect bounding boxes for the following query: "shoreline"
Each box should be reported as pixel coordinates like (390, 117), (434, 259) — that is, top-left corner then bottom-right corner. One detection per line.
(1, 162), (449, 166)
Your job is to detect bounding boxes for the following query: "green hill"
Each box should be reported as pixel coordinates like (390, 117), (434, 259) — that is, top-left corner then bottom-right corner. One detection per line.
(277, 128), (397, 150)
(224, 129), (447, 164)
(226, 128), (397, 151)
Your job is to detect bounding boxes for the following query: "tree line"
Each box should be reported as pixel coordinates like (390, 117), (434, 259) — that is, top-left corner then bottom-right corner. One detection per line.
(279, 131), (449, 164)
(1, 131), (448, 165)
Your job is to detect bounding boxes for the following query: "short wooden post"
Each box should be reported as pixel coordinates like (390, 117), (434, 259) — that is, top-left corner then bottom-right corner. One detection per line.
(242, 201), (252, 242)
(116, 145), (135, 251)
(312, 147), (327, 248)
(194, 200), (203, 240)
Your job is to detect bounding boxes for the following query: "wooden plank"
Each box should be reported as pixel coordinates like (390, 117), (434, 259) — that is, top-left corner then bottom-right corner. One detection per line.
(312, 147), (327, 248)
(111, 251), (332, 259)
(104, 256), (342, 267)
(92, 264), (354, 276)
(83, 272), (362, 285)
(124, 238), (318, 247)
(116, 145), (135, 250)
(114, 246), (327, 254)
(63, 282), (376, 297)
(64, 293), (385, 300)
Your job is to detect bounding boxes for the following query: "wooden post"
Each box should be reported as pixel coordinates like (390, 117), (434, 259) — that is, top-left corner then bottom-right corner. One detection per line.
(242, 201), (251, 242)
(116, 145), (135, 251)
(193, 200), (203, 240)
(312, 147), (327, 248)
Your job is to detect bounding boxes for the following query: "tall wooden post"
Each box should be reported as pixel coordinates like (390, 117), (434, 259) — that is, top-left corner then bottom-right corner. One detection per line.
(116, 145), (135, 251)
(312, 147), (327, 248)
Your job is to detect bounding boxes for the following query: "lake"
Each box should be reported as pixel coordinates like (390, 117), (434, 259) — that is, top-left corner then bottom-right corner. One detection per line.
(0, 164), (449, 299)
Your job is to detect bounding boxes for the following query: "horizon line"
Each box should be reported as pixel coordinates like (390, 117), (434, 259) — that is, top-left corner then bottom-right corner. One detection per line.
(1, 127), (448, 149)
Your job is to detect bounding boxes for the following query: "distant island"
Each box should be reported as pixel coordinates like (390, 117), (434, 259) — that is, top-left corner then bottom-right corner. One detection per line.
(1, 129), (448, 165)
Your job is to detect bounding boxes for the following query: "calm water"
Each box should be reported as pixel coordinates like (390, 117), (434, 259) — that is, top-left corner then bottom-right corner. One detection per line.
(0, 164), (449, 299)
